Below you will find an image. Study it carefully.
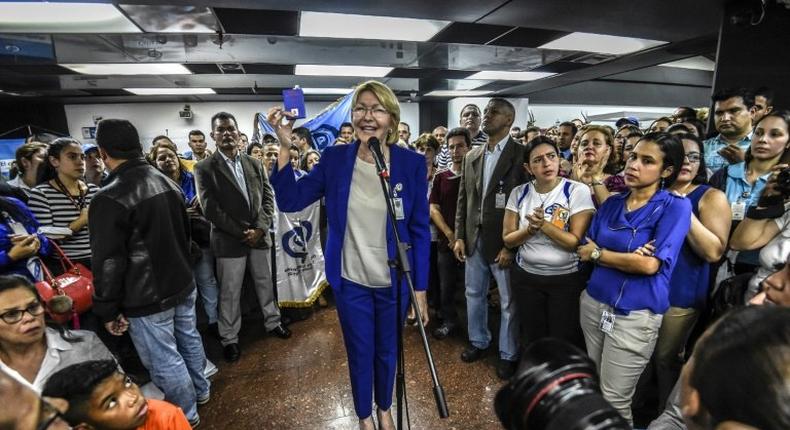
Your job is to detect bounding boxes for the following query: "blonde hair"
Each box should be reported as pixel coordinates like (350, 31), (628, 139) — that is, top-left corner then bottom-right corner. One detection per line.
(352, 80), (401, 144)
(147, 139), (189, 173)
(14, 142), (47, 175)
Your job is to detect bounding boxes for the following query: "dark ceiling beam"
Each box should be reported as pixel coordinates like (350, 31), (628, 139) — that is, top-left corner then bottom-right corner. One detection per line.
(496, 35), (718, 97)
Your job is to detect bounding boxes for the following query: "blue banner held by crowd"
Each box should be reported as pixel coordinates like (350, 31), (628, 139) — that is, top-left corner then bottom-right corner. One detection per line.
(0, 139), (25, 180)
(258, 91), (353, 152)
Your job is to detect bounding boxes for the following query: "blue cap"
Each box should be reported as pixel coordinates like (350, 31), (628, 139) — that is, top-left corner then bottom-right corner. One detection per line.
(82, 143), (99, 154)
(616, 116), (640, 128)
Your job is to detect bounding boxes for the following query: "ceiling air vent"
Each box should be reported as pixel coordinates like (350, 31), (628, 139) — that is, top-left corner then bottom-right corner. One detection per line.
(218, 63), (245, 74)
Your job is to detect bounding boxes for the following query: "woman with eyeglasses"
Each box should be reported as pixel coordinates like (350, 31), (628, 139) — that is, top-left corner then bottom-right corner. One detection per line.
(571, 125), (627, 206)
(266, 81), (429, 430)
(27, 138), (99, 274)
(654, 133), (731, 410)
(0, 274), (114, 394)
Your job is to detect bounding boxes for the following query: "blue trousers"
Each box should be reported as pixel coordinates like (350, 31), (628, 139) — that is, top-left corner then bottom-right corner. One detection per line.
(128, 289), (210, 422)
(335, 279), (410, 419)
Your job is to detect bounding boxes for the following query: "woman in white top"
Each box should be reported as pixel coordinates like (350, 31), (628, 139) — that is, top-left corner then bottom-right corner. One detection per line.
(503, 136), (595, 348)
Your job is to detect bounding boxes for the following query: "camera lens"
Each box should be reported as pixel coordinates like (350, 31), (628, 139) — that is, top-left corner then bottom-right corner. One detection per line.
(495, 338), (630, 430)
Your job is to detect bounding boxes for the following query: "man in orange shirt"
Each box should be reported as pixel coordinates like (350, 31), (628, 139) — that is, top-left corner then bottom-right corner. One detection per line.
(43, 360), (194, 430)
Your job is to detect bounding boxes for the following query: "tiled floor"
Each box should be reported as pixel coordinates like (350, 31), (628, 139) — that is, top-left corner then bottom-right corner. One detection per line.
(198, 306), (507, 429)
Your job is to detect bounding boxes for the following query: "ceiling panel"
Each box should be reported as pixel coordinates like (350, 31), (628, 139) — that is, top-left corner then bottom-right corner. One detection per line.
(119, 5), (219, 33)
(488, 27), (569, 48)
(121, 0), (509, 23)
(479, 0), (723, 42)
(212, 8), (298, 35)
(429, 22), (512, 45)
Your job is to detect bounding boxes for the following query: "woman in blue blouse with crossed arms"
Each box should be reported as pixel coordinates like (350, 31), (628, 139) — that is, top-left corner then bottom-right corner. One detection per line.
(576, 132), (691, 424)
(266, 81), (430, 430)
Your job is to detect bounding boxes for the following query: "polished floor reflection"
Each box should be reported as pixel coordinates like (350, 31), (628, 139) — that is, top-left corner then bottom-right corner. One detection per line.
(198, 305), (505, 429)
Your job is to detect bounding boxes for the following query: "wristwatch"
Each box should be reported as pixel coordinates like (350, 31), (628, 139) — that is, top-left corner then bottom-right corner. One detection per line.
(590, 247), (603, 264)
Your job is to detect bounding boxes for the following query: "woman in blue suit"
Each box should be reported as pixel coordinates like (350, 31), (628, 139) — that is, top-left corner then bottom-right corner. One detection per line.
(266, 80), (430, 430)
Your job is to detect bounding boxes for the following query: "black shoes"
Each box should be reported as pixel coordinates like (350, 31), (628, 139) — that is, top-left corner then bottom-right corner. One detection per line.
(268, 324), (292, 339)
(460, 345), (488, 363)
(496, 359), (517, 380)
(223, 343), (240, 363)
(432, 322), (456, 340)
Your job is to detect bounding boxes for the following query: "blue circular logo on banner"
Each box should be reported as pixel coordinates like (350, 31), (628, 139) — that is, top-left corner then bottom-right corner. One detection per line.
(311, 125), (339, 151)
(282, 220), (313, 258)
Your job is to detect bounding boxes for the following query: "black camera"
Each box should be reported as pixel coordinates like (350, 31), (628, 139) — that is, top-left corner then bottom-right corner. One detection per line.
(495, 339), (630, 430)
(776, 167), (790, 198)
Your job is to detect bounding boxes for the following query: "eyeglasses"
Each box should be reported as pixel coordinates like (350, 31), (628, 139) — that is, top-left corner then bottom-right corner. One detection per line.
(685, 153), (702, 163)
(0, 301), (45, 324)
(351, 106), (389, 118)
(36, 398), (66, 430)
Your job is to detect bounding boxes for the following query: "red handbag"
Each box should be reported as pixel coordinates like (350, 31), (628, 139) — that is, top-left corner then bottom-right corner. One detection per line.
(35, 241), (94, 326)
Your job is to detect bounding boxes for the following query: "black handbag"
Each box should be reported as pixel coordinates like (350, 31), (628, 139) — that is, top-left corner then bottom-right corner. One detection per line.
(709, 272), (753, 322)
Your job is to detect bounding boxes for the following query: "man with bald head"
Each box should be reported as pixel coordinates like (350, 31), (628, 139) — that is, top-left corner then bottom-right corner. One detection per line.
(454, 98), (526, 380)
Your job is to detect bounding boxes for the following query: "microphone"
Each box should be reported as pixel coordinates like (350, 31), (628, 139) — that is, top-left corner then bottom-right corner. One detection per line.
(367, 137), (389, 179)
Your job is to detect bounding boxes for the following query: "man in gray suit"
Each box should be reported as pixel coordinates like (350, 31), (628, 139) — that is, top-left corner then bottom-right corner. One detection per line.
(454, 98), (527, 380)
(194, 111), (290, 363)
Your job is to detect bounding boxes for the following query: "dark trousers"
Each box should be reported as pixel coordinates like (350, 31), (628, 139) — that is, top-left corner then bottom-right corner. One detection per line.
(428, 241), (440, 308)
(437, 246), (464, 325)
(510, 265), (585, 350)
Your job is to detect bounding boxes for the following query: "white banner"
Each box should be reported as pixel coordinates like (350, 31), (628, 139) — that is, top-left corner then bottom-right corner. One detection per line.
(274, 200), (327, 307)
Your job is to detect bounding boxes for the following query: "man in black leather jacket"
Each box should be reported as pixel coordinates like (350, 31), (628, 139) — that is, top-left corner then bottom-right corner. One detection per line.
(89, 119), (209, 427)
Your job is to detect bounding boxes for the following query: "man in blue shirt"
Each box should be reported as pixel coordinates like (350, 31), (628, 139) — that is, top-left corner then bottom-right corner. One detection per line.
(703, 88), (754, 172)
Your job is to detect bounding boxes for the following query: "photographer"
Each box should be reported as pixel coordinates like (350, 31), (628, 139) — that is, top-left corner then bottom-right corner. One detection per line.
(729, 110), (790, 300)
(710, 110), (789, 275)
(729, 162), (789, 300)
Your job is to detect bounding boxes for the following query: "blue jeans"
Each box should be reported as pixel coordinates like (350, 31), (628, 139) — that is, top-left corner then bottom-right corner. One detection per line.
(194, 247), (219, 325)
(464, 238), (519, 361)
(128, 289), (210, 422)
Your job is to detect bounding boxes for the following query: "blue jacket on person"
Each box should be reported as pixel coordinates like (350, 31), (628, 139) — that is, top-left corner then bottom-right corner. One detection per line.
(179, 170), (197, 203)
(585, 189), (691, 315)
(269, 140), (430, 293)
(0, 196), (52, 280)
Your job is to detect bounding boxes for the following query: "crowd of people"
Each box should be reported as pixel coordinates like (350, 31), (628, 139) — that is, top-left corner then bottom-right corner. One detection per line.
(1, 81), (788, 430)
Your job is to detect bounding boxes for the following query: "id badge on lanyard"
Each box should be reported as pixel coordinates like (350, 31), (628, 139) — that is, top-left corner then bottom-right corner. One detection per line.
(495, 180), (506, 209)
(732, 191), (749, 221)
(600, 310), (616, 334)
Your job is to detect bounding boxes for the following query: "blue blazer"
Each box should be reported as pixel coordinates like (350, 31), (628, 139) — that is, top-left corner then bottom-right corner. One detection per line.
(270, 141), (430, 292)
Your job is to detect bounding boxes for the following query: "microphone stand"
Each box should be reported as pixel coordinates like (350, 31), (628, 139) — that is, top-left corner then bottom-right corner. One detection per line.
(368, 140), (449, 430)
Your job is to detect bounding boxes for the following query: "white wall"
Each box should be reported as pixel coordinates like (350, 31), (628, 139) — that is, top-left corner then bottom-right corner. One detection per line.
(447, 97), (530, 131)
(525, 104), (675, 128)
(446, 99), (674, 130)
(65, 101), (420, 153)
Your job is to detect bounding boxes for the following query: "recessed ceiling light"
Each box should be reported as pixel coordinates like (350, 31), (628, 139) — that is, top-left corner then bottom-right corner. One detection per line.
(0, 3), (141, 33)
(424, 90), (492, 97)
(299, 11), (449, 42)
(300, 88), (353, 95)
(539, 32), (666, 55)
(466, 71), (556, 81)
(124, 88), (215, 95)
(295, 65), (393, 77)
(62, 63), (192, 75)
(658, 56), (716, 71)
